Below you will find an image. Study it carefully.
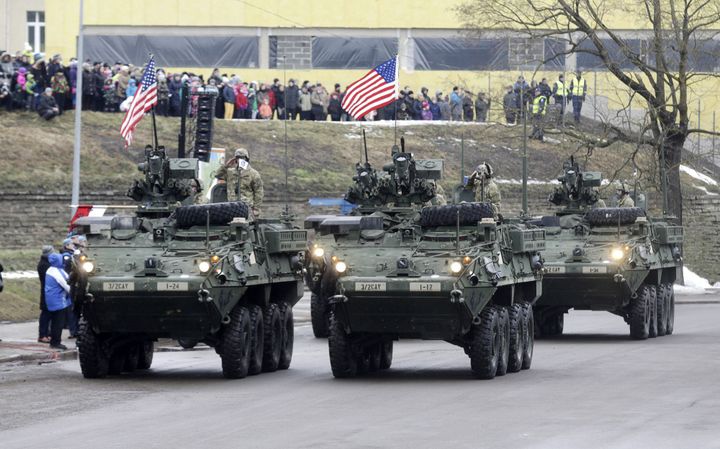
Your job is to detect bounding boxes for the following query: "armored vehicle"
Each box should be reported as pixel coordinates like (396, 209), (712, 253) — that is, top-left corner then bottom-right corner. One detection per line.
(305, 139), (443, 338)
(73, 105), (305, 379)
(532, 157), (683, 339)
(306, 144), (545, 379)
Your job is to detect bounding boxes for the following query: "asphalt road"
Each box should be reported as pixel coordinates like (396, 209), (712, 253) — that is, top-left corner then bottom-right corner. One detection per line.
(1, 300), (719, 449)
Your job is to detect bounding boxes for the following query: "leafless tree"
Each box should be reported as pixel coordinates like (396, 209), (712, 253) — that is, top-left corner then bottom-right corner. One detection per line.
(456, 0), (720, 222)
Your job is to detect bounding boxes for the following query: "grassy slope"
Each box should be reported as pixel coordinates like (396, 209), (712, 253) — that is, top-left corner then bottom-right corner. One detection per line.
(1, 111), (717, 321)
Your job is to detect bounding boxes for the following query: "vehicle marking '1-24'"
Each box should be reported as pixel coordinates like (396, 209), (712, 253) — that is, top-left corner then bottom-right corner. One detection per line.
(157, 282), (188, 291)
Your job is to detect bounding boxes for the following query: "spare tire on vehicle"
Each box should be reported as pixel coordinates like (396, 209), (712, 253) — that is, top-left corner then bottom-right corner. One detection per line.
(584, 207), (645, 227)
(420, 202), (495, 227)
(176, 201), (250, 228)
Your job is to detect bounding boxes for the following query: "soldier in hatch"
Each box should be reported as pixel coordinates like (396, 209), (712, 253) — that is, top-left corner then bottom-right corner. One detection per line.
(467, 162), (501, 216)
(614, 181), (635, 208)
(215, 148), (264, 216)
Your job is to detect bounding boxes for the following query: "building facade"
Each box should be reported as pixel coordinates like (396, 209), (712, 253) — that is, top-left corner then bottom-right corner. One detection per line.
(1, 0), (46, 55)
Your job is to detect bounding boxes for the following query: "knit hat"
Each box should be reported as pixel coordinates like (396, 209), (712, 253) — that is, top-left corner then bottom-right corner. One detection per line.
(41, 245), (54, 256)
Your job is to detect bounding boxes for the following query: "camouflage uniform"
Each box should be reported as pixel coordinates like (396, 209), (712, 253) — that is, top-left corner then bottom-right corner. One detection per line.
(216, 164), (264, 208)
(475, 179), (501, 216)
(431, 183), (447, 205)
(617, 195), (634, 208)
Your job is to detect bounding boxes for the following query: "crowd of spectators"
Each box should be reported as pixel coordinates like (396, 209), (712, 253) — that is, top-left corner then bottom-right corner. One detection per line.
(1, 49), (586, 125)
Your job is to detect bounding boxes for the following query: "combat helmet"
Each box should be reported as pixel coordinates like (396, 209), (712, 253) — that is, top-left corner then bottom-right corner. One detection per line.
(235, 148), (249, 161)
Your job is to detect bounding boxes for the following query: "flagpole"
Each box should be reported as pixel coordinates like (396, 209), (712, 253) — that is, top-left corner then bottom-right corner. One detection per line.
(151, 106), (159, 149)
(70, 0), (84, 217)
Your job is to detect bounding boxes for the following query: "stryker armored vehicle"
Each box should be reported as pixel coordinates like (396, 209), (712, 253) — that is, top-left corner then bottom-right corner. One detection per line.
(306, 142), (545, 379)
(532, 157), (683, 339)
(72, 91), (305, 379)
(305, 138), (442, 338)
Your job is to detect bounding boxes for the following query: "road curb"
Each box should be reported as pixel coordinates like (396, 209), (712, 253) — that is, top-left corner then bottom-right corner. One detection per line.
(0, 348), (77, 365)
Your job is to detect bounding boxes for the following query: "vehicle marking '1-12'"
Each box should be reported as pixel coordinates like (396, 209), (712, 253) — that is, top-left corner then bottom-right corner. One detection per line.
(409, 282), (441, 292)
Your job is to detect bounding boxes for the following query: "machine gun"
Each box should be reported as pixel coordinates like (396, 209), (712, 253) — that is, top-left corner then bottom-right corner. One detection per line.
(345, 137), (441, 209)
(127, 145), (200, 215)
(548, 156), (602, 212)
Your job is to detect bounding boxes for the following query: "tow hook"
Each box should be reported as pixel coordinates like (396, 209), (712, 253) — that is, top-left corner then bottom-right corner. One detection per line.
(450, 289), (464, 303)
(329, 294), (348, 304)
(198, 289), (212, 303)
(613, 274), (625, 283)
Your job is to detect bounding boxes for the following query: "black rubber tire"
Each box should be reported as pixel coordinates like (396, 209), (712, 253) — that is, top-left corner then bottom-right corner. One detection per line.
(584, 207), (646, 226)
(108, 351), (125, 375)
(380, 341), (393, 370)
(328, 311), (358, 378)
(123, 346), (139, 372)
(367, 344), (382, 373)
(629, 285), (652, 340)
(220, 305), (252, 379)
(248, 305), (264, 375)
(177, 339), (198, 350)
(175, 201), (249, 229)
(310, 293), (329, 338)
(261, 303), (282, 373)
(507, 304), (524, 373)
(495, 307), (510, 376)
(137, 341), (153, 370)
(665, 283), (675, 335)
(538, 312), (564, 337)
(649, 285), (658, 338)
(77, 318), (109, 379)
(278, 302), (294, 370)
(469, 307), (501, 379)
(521, 302), (534, 370)
(420, 202), (495, 227)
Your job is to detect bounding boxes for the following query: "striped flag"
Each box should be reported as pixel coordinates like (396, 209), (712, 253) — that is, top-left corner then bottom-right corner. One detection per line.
(120, 56), (158, 147)
(341, 56), (398, 120)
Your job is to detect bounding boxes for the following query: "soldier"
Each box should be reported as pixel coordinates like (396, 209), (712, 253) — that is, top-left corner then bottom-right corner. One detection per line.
(467, 162), (501, 216)
(430, 182), (447, 206)
(215, 148), (264, 216)
(615, 181), (635, 207)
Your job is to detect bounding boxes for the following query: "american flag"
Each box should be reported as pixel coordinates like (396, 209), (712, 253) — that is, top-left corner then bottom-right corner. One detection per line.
(341, 56), (398, 120)
(120, 56), (158, 146)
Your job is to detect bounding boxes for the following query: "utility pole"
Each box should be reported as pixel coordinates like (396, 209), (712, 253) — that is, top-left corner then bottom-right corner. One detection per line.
(70, 0), (84, 216)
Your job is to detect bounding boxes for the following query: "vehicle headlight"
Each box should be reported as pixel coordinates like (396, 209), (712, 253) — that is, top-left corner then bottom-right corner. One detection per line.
(198, 261), (211, 273)
(81, 261), (95, 273)
(610, 247), (625, 261)
(312, 247), (325, 258)
(335, 261), (347, 273)
(450, 261), (463, 274)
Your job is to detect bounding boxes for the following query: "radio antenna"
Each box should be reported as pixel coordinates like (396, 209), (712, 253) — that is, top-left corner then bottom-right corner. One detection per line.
(282, 56), (290, 217)
(362, 129), (369, 165)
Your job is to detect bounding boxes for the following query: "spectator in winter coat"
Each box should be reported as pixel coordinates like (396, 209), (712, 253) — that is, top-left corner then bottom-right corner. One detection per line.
(450, 87), (463, 121)
(430, 93), (441, 120)
(285, 79), (300, 120)
(234, 83), (249, 119)
(328, 84), (343, 121)
(258, 97), (272, 119)
(125, 78), (137, 99)
(37, 88), (60, 120)
(437, 94), (451, 121)
(37, 245), (53, 343)
(310, 83), (329, 121)
(222, 78), (236, 120)
(462, 93), (474, 121)
(275, 84), (286, 119)
(298, 86), (312, 120)
(168, 73), (183, 116)
(51, 71), (69, 113)
(81, 63), (95, 110)
(420, 101), (433, 120)
(156, 71), (170, 116)
(475, 93), (490, 122)
(396, 102), (411, 120)
(503, 86), (518, 125)
(44, 253), (71, 350)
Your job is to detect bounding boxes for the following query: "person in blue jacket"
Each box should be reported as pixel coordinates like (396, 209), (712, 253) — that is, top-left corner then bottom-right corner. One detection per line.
(44, 253), (71, 350)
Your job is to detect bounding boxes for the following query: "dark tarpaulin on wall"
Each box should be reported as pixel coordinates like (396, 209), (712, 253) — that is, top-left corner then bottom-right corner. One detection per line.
(413, 38), (508, 70)
(652, 38), (720, 72)
(576, 38), (645, 71)
(544, 39), (566, 68)
(84, 35), (259, 68)
(311, 37), (397, 69)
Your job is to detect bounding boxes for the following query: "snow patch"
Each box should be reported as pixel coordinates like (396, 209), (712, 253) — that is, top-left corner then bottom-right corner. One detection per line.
(2, 271), (37, 280)
(344, 133), (362, 139)
(675, 267), (714, 295)
(544, 137), (562, 144)
(341, 120), (496, 127)
(496, 178), (561, 185)
(680, 165), (718, 186)
(691, 185), (719, 196)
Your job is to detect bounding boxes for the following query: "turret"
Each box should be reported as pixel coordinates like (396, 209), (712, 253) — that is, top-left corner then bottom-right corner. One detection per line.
(547, 156), (602, 213)
(127, 145), (199, 216)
